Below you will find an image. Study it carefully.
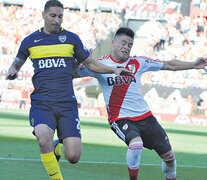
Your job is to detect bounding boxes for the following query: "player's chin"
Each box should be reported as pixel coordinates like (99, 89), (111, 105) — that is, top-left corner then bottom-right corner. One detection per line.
(51, 27), (61, 34)
(120, 55), (129, 61)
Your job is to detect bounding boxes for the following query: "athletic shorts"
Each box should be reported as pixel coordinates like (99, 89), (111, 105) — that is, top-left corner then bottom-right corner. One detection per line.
(110, 115), (172, 155)
(29, 100), (81, 142)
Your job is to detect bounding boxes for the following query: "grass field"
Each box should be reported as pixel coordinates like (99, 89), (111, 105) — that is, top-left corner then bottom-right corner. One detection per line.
(0, 109), (207, 180)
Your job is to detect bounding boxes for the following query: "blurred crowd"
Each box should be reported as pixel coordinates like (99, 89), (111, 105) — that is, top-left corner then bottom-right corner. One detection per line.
(0, 3), (121, 54)
(139, 12), (207, 116)
(192, 0), (207, 8)
(141, 12), (207, 89)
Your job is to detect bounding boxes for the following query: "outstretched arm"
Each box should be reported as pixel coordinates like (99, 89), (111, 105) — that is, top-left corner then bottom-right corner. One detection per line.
(6, 57), (26, 80)
(162, 57), (207, 71)
(81, 55), (134, 76)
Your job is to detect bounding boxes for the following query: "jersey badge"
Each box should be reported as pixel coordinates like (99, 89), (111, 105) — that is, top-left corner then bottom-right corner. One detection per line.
(128, 64), (136, 73)
(122, 123), (128, 130)
(59, 35), (67, 43)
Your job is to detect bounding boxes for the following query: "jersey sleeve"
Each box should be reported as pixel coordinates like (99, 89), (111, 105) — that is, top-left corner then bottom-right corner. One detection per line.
(16, 38), (30, 60)
(73, 35), (90, 63)
(139, 56), (164, 73)
(76, 65), (97, 78)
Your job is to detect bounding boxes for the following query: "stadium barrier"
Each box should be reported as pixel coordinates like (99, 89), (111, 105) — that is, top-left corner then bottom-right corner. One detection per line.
(78, 107), (207, 126)
(0, 99), (206, 126)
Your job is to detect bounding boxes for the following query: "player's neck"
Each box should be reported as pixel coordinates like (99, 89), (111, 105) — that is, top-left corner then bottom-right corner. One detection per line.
(43, 27), (61, 35)
(110, 54), (127, 63)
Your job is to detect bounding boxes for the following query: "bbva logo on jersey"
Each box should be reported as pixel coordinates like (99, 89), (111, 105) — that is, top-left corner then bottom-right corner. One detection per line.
(38, 58), (66, 69)
(107, 76), (136, 86)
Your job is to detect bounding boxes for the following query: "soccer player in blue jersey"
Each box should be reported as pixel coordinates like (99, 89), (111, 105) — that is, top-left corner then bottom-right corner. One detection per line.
(5, 1), (132, 179)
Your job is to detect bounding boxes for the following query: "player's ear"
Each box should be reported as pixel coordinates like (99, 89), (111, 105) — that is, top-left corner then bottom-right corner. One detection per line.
(112, 40), (116, 47)
(42, 12), (46, 20)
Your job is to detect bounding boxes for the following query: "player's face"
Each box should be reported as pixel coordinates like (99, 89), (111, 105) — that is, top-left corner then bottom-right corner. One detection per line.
(43, 6), (63, 34)
(112, 35), (134, 62)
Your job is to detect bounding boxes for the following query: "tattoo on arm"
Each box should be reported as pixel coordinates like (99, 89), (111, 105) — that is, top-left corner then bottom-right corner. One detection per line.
(12, 57), (26, 70)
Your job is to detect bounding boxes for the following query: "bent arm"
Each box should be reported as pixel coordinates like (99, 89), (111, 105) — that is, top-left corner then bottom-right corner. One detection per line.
(81, 55), (133, 76)
(162, 57), (207, 71)
(82, 55), (115, 74)
(6, 57), (26, 80)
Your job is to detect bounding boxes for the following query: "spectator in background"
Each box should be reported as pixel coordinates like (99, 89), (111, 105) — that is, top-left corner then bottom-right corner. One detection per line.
(19, 85), (30, 109)
(179, 97), (193, 115)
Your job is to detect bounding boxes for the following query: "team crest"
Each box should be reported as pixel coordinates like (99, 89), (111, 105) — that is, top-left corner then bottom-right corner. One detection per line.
(128, 64), (136, 73)
(122, 123), (128, 130)
(59, 35), (67, 43)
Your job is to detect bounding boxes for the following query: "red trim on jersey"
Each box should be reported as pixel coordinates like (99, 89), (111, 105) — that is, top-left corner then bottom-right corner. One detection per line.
(107, 59), (140, 122)
(97, 55), (109, 61)
(108, 111), (152, 124)
(109, 55), (129, 64)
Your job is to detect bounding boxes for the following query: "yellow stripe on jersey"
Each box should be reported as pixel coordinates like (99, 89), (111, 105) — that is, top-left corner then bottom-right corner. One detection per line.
(29, 44), (74, 59)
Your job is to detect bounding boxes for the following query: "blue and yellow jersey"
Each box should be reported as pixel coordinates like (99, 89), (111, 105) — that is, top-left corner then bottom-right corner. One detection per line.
(17, 27), (90, 101)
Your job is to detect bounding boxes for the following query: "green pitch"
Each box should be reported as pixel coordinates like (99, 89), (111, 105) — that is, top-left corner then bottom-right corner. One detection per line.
(0, 109), (206, 180)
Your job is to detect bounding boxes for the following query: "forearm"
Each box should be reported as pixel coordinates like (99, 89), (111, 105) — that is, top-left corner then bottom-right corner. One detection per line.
(6, 57), (26, 80)
(10, 57), (26, 71)
(162, 60), (195, 71)
(82, 59), (114, 74)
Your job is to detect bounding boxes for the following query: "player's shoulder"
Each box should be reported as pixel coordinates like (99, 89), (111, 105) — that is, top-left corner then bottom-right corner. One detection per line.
(62, 28), (79, 39)
(20, 28), (43, 45)
(136, 56), (163, 63)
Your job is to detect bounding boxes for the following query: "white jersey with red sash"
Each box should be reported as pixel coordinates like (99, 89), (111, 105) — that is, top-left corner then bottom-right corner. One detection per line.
(77, 55), (163, 124)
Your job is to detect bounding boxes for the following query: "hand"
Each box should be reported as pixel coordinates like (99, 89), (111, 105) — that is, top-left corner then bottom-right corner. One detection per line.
(6, 73), (18, 80)
(195, 57), (207, 72)
(6, 67), (18, 80)
(113, 68), (134, 77)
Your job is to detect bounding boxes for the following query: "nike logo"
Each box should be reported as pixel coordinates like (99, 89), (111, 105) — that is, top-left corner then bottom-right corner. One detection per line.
(34, 39), (43, 42)
(49, 172), (58, 176)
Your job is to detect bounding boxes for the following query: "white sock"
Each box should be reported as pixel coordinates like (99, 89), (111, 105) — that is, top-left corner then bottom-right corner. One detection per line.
(126, 141), (143, 170)
(162, 157), (176, 179)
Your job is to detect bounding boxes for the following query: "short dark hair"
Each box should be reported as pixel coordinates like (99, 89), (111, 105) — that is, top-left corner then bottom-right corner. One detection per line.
(44, 0), (64, 12)
(114, 27), (135, 40)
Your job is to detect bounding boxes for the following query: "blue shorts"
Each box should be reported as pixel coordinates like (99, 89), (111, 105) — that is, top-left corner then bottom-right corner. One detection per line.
(29, 100), (81, 141)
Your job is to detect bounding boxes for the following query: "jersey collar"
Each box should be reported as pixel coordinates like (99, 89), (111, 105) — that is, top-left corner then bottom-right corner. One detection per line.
(39, 27), (64, 33)
(109, 55), (129, 64)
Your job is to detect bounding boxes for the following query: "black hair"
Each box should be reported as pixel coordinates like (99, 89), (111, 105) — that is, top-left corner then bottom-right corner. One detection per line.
(114, 27), (135, 40)
(44, 0), (64, 12)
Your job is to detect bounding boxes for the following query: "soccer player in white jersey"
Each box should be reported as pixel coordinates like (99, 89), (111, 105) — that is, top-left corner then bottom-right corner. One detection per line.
(75, 27), (207, 180)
